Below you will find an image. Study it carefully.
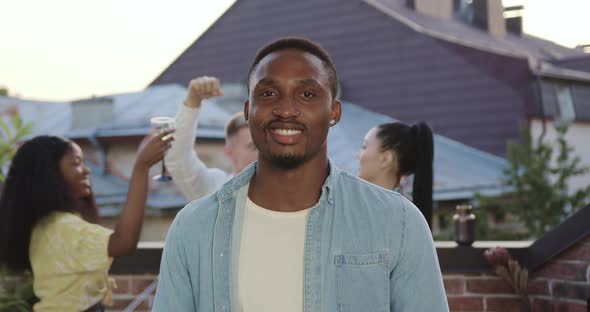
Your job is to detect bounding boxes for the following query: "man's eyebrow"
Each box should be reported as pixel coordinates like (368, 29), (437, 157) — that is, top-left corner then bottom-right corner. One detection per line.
(296, 79), (321, 87)
(255, 78), (276, 87)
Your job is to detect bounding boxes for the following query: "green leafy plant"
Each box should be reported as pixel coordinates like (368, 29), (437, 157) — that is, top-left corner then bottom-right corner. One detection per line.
(0, 267), (34, 312)
(477, 124), (590, 238)
(0, 115), (33, 182)
(0, 114), (34, 311)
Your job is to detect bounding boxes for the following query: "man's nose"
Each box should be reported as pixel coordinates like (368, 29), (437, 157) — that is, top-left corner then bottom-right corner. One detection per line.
(272, 96), (300, 119)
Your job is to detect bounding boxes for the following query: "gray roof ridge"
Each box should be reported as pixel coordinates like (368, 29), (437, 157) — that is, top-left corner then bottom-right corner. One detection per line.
(363, 0), (534, 60)
(365, 0), (590, 83)
(535, 61), (590, 82)
(552, 54), (590, 63)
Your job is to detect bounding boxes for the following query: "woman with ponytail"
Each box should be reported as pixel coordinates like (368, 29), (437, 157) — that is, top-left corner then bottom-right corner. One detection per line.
(357, 121), (434, 228)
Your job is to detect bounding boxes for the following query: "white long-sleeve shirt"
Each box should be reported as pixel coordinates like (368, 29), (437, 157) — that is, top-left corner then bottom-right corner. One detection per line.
(165, 105), (231, 201)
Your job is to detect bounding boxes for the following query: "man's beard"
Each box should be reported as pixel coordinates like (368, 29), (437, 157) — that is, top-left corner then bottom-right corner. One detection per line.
(268, 153), (305, 170)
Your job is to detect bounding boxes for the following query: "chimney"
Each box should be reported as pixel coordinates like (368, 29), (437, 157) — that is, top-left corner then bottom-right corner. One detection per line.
(472, 0), (506, 37)
(504, 5), (524, 36)
(71, 97), (114, 130)
(575, 44), (590, 53)
(408, 0), (454, 20)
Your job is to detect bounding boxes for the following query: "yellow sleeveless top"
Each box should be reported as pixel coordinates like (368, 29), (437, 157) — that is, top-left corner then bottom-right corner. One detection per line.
(29, 211), (115, 311)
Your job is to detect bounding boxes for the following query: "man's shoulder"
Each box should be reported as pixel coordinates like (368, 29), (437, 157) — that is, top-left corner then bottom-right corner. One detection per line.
(337, 170), (406, 203)
(173, 191), (221, 231)
(334, 169), (413, 219)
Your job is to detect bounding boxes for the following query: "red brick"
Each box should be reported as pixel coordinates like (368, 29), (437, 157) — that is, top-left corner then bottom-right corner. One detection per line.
(131, 278), (157, 294)
(534, 262), (587, 281)
(447, 296), (483, 311)
(558, 242), (590, 261)
(552, 281), (590, 301)
(113, 278), (131, 294)
(443, 278), (465, 295)
(532, 298), (589, 312)
(110, 298), (150, 310)
(527, 280), (550, 296)
(485, 297), (529, 312)
(531, 298), (554, 312)
(466, 278), (514, 294)
(554, 301), (587, 312)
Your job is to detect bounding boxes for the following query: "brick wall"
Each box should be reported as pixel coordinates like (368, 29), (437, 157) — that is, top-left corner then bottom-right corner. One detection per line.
(528, 235), (590, 312)
(108, 275), (158, 312)
(444, 235), (589, 311)
(106, 236), (589, 312)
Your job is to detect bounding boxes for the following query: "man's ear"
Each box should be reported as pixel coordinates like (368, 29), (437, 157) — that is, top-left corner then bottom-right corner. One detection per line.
(244, 100), (250, 121)
(331, 100), (342, 124)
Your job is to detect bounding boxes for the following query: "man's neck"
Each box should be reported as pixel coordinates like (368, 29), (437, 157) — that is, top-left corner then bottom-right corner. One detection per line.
(248, 155), (329, 213)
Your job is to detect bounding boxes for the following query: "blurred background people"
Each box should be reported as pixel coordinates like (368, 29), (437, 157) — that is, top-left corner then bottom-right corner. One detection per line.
(166, 76), (258, 200)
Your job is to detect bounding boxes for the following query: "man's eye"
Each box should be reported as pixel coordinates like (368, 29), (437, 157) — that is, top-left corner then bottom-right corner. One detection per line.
(260, 91), (274, 97)
(302, 91), (314, 98)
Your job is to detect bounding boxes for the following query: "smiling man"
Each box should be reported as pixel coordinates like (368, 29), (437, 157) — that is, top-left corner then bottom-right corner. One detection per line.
(153, 37), (449, 311)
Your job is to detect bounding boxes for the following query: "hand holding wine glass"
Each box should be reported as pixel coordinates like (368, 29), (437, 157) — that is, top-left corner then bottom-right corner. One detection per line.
(149, 116), (175, 181)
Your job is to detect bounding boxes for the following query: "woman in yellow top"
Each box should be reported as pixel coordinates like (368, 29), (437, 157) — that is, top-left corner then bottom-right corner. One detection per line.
(0, 130), (174, 312)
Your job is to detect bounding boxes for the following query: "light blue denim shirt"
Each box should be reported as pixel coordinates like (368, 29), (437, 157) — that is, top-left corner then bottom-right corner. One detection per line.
(153, 160), (449, 311)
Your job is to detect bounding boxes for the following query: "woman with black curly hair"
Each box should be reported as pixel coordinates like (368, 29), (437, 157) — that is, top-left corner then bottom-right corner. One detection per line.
(0, 130), (173, 311)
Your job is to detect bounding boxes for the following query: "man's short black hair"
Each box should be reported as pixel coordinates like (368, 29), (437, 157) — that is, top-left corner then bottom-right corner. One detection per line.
(247, 37), (339, 99)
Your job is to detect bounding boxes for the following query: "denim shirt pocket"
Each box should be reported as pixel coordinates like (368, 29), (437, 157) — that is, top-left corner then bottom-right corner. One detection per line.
(334, 252), (389, 312)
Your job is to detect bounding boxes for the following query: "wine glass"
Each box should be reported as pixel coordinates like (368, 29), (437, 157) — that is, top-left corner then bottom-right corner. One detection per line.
(150, 116), (175, 181)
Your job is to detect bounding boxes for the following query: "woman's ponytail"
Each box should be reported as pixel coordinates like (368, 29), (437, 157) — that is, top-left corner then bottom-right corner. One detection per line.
(411, 122), (434, 229)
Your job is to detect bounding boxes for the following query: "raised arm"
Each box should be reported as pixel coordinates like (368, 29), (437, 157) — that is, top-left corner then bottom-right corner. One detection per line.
(107, 130), (174, 257)
(165, 76), (230, 201)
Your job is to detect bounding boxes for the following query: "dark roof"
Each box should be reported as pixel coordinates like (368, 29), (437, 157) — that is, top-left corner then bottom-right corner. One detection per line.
(552, 55), (590, 73)
(149, 0), (589, 156)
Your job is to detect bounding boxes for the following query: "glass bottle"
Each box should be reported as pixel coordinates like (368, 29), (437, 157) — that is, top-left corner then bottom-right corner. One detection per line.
(453, 204), (476, 246)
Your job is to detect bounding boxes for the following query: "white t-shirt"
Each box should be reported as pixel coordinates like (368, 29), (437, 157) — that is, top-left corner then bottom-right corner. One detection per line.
(237, 197), (310, 312)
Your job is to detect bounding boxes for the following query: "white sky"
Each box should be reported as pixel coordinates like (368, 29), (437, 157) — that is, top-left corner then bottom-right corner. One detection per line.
(1, 0), (589, 101)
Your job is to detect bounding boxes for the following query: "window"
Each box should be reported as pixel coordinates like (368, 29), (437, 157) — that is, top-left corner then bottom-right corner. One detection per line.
(555, 84), (576, 123)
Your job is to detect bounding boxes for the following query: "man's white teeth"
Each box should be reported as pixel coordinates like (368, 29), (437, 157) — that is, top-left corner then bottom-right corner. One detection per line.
(274, 129), (301, 136)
